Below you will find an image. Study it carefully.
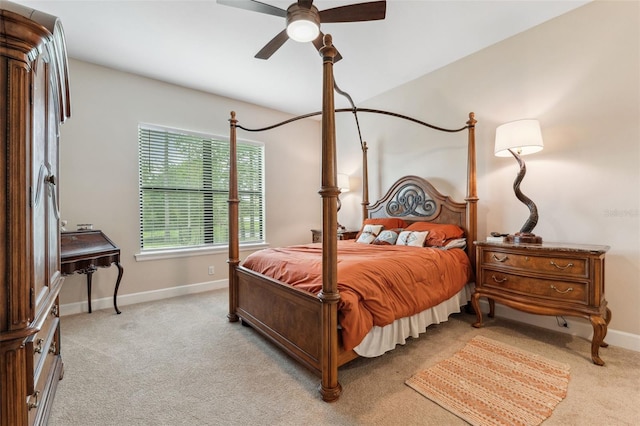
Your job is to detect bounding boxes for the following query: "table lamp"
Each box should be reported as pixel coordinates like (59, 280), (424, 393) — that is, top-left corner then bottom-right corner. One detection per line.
(337, 173), (350, 231)
(495, 119), (544, 244)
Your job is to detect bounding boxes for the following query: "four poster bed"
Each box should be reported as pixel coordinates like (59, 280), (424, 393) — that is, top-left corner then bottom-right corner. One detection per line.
(227, 35), (477, 402)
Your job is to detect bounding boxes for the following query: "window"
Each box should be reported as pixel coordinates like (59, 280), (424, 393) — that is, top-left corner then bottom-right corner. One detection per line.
(138, 124), (264, 252)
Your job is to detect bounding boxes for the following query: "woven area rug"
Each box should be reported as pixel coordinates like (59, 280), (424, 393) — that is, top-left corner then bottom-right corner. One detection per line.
(406, 335), (570, 426)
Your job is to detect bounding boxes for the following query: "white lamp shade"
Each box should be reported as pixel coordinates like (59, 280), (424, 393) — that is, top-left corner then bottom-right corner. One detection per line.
(337, 173), (350, 193)
(494, 119), (544, 157)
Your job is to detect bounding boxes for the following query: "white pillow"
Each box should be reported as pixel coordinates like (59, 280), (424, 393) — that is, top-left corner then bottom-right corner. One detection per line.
(441, 238), (467, 250)
(396, 230), (429, 247)
(356, 224), (383, 244)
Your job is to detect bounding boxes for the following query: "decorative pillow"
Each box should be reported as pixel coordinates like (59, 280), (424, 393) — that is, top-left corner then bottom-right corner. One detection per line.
(405, 222), (465, 247)
(395, 230), (429, 247)
(441, 238), (467, 250)
(355, 218), (408, 240)
(372, 229), (401, 245)
(356, 224), (383, 244)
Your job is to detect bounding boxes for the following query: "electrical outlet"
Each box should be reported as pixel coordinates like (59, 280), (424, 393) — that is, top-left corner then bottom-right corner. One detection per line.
(208, 266), (215, 275)
(556, 316), (568, 328)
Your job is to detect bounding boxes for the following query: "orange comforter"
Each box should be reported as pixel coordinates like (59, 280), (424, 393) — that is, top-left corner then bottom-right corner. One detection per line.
(241, 240), (473, 351)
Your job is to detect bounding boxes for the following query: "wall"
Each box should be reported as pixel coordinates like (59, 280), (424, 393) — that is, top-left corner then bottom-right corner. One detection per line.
(58, 60), (321, 312)
(336, 1), (640, 347)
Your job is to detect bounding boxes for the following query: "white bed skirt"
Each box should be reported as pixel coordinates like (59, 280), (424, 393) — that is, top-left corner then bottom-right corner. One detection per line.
(353, 283), (475, 357)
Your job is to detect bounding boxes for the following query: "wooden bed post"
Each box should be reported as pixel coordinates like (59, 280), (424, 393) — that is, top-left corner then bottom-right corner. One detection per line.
(361, 141), (369, 222)
(465, 112), (478, 270)
(227, 111), (239, 322)
(318, 34), (342, 402)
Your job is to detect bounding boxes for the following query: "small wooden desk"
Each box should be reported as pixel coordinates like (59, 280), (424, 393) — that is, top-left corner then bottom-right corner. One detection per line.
(61, 230), (123, 314)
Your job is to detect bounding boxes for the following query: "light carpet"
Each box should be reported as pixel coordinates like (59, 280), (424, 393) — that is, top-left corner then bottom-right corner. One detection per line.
(406, 335), (570, 426)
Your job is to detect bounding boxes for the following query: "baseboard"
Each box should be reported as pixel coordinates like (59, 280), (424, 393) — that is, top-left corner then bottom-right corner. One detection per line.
(478, 300), (640, 353)
(59, 279), (228, 316)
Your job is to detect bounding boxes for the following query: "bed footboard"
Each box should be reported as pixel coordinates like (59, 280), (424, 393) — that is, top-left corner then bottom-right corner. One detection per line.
(236, 266), (324, 373)
(235, 266), (358, 375)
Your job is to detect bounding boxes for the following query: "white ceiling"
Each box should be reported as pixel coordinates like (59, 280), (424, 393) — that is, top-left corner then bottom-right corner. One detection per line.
(13, 0), (589, 116)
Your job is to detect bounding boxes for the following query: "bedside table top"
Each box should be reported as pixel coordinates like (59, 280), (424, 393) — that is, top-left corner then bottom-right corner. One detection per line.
(338, 229), (359, 234)
(474, 240), (610, 254)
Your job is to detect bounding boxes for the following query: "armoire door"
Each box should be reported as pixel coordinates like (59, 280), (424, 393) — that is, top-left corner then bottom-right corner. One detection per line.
(30, 52), (62, 317)
(31, 53), (49, 314)
(45, 57), (63, 302)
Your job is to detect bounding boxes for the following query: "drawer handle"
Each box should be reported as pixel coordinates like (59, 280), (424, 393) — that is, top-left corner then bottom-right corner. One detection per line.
(550, 284), (574, 294)
(34, 338), (44, 354)
(550, 260), (574, 270)
(28, 390), (40, 410)
(51, 304), (59, 317)
(48, 341), (57, 354)
(492, 254), (508, 262)
(491, 275), (508, 283)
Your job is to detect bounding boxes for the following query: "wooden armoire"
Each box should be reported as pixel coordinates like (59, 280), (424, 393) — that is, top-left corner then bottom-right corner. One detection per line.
(0, 2), (71, 425)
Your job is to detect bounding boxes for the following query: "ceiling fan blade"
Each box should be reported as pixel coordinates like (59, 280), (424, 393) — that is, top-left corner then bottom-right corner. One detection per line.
(217, 0), (287, 18)
(312, 33), (343, 63)
(255, 29), (290, 60)
(319, 1), (386, 23)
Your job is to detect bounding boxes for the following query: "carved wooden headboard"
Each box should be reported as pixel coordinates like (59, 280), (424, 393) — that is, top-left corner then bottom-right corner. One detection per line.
(368, 175), (471, 257)
(368, 175), (466, 225)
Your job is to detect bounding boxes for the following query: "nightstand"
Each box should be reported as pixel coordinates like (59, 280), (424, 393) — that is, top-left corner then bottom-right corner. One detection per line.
(311, 229), (359, 243)
(471, 241), (611, 365)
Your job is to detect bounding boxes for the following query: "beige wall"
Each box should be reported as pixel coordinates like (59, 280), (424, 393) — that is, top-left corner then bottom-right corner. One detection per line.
(58, 60), (321, 309)
(336, 1), (639, 344)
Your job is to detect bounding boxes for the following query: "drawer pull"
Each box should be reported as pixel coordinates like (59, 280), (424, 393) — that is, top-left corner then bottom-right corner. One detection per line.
(550, 260), (574, 270)
(491, 275), (508, 283)
(34, 338), (44, 354)
(28, 390), (40, 410)
(550, 285), (574, 294)
(49, 341), (57, 354)
(51, 304), (59, 317)
(492, 254), (508, 262)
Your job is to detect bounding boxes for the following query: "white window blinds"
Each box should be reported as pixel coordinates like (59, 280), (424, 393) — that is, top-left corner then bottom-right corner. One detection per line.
(138, 125), (264, 251)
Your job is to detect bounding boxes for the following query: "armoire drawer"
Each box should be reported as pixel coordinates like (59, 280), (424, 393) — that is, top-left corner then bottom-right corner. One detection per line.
(25, 308), (60, 395)
(27, 345), (57, 423)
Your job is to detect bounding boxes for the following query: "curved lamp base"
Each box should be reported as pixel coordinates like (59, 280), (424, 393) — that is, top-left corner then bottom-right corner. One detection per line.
(507, 148), (542, 244)
(507, 232), (542, 244)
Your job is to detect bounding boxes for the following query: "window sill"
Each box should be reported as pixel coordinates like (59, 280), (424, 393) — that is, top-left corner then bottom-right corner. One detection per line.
(135, 242), (269, 262)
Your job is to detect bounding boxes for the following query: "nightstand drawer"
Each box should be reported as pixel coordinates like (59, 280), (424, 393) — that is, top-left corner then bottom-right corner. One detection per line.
(482, 269), (587, 303)
(482, 250), (588, 278)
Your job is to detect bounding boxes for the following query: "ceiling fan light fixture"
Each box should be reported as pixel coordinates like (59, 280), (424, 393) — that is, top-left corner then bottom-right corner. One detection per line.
(286, 4), (320, 43)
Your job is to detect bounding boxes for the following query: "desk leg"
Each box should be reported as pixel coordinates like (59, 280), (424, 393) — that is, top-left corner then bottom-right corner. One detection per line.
(86, 271), (94, 313)
(114, 262), (123, 314)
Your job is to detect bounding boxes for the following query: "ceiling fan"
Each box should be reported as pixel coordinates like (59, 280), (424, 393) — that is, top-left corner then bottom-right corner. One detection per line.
(217, 0), (386, 62)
